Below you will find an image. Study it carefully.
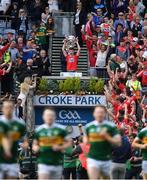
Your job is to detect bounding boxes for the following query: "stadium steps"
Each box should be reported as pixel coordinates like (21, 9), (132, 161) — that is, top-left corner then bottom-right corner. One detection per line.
(51, 37), (88, 76)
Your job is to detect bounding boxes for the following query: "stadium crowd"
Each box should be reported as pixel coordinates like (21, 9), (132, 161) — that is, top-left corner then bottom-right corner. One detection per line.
(0, 0), (146, 179)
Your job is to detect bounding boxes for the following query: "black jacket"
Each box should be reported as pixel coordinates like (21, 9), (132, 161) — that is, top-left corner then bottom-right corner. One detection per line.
(17, 17), (29, 32)
(73, 10), (87, 26)
(112, 135), (132, 163)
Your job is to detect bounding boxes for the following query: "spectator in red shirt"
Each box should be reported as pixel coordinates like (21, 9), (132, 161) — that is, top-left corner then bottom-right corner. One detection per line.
(62, 38), (81, 72)
(137, 60), (147, 87)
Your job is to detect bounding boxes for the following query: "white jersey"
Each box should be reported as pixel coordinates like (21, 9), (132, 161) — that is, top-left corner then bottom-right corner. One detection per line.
(96, 50), (107, 67)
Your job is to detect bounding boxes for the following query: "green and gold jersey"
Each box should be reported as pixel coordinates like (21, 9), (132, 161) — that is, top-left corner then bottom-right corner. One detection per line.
(63, 146), (77, 168)
(0, 115), (26, 163)
(34, 123), (68, 165)
(85, 120), (119, 161)
(36, 26), (47, 45)
(0, 119), (9, 163)
(137, 127), (147, 160)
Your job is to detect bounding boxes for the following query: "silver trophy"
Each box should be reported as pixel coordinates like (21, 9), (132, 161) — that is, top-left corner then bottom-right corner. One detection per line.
(65, 35), (77, 50)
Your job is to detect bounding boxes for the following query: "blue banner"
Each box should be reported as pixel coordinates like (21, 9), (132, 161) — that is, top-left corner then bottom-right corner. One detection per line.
(34, 95), (106, 107)
(35, 107), (93, 126)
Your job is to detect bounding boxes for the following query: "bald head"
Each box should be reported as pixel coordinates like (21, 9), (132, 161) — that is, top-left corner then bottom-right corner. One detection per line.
(2, 101), (14, 118)
(43, 108), (56, 125)
(93, 105), (107, 122)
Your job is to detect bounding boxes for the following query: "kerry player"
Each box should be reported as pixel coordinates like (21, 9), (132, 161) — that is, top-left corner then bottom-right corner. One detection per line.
(0, 111), (12, 179)
(132, 126), (147, 180)
(84, 105), (121, 179)
(32, 108), (71, 180)
(0, 100), (26, 179)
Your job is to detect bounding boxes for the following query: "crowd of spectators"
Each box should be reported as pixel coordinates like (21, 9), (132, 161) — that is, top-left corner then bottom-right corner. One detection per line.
(0, 0), (57, 101)
(69, 0), (147, 179)
(70, 0), (147, 137)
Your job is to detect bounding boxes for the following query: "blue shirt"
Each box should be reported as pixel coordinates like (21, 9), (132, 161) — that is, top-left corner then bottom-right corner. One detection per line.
(93, 15), (103, 26)
(22, 47), (34, 62)
(114, 19), (128, 30)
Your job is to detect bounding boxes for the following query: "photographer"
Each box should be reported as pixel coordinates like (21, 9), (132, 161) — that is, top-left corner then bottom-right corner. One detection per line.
(63, 140), (77, 179)
(125, 134), (142, 179)
(18, 137), (37, 179)
(68, 124), (90, 180)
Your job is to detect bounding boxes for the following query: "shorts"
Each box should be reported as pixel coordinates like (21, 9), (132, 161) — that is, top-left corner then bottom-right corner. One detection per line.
(0, 163), (19, 178)
(142, 161), (147, 174)
(38, 164), (62, 179)
(87, 158), (111, 177)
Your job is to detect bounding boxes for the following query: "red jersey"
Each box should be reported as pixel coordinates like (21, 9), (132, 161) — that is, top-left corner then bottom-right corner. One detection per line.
(0, 69), (5, 76)
(101, 23), (110, 36)
(118, 83), (126, 91)
(117, 104), (125, 111)
(128, 6), (136, 21)
(112, 101), (119, 115)
(66, 55), (78, 71)
(115, 118), (129, 135)
(79, 143), (90, 170)
(125, 97), (135, 114)
(140, 70), (147, 86)
(89, 48), (96, 67)
(117, 46), (127, 53)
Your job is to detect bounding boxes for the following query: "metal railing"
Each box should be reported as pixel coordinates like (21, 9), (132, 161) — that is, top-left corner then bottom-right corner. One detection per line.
(0, 15), (32, 34)
(53, 12), (75, 37)
(0, 15), (12, 32)
(89, 67), (109, 80)
(0, 12), (75, 37)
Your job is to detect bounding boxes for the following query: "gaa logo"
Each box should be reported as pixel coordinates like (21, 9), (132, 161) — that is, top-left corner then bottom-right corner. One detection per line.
(59, 110), (81, 120)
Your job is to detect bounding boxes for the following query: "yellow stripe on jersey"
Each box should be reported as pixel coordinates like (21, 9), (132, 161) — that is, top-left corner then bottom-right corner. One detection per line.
(39, 136), (64, 146)
(0, 133), (5, 144)
(142, 137), (147, 144)
(9, 132), (21, 141)
(36, 32), (46, 36)
(88, 133), (105, 142)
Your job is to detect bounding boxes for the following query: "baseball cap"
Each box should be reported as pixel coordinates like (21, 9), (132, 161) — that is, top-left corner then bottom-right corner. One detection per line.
(142, 51), (147, 58)
(110, 54), (117, 60)
(132, 37), (138, 42)
(118, 12), (124, 16)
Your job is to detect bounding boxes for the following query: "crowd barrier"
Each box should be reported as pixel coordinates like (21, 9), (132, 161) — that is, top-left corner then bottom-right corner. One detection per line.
(0, 12), (75, 36)
(0, 15), (11, 33)
(0, 15), (32, 34)
(89, 67), (109, 80)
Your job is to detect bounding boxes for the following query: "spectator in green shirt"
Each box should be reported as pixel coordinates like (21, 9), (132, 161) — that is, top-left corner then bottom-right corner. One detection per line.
(63, 142), (77, 179)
